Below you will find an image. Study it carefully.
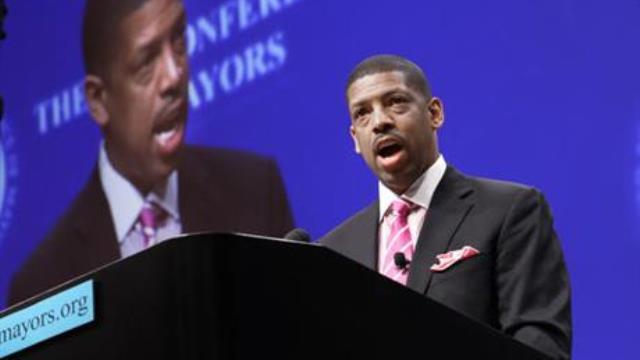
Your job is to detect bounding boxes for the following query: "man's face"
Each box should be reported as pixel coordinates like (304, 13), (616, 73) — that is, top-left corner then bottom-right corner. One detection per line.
(88, 0), (189, 193)
(348, 71), (444, 194)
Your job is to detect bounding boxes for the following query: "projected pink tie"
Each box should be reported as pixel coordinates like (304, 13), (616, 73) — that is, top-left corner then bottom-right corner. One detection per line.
(138, 202), (161, 248)
(381, 200), (414, 285)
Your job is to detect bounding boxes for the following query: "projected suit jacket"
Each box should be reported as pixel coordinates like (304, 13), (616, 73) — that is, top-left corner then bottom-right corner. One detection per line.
(320, 166), (571, 360)
(8, 146), (294, 305)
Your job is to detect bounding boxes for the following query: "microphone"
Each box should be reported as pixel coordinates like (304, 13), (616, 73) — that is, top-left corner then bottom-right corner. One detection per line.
(284, 228), (311, 243)
(394, 252), (410, 270)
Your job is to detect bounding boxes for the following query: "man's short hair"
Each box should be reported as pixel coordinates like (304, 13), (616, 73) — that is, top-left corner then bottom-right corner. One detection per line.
(82, 0), (150, 80)
(346, 55), (432, 100)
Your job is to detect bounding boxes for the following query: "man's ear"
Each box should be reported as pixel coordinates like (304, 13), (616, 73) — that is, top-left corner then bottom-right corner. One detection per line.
(350, 125), (361, 154)
(84, 75), (109, 127)
(427, 97), (445, 130)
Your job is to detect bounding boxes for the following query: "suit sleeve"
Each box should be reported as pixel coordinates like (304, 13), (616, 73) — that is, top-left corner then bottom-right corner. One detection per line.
(7, 230), (72, 306)
(496, 188), (572, 360)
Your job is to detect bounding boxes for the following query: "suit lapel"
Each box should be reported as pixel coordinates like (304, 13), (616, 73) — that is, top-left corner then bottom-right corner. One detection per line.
(349, 202), (379, 270)
(321, 201), (379, 270)
(406, 166), (475, 294)
(74, 168), (120, 267)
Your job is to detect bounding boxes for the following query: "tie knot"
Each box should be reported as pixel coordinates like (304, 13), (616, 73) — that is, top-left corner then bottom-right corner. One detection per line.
(139, 201), (165, 229)
(390, 200), (412, 218)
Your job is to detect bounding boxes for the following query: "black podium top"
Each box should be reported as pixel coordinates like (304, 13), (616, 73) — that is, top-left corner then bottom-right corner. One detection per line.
(1, 233), (548, 359)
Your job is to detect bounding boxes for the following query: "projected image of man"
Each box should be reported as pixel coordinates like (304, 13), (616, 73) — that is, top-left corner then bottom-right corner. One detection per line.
(8, 0), (294, 305)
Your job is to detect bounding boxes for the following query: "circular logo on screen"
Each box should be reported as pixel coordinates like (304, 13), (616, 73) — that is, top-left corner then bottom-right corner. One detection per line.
(0, 121), (19, 247)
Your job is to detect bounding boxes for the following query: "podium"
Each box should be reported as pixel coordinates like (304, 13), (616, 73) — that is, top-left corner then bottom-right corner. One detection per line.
(1, 233), (549, 359)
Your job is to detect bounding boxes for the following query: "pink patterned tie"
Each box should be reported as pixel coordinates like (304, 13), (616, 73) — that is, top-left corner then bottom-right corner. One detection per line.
(381, 200), (414, 285)
(138, 201), (164, 248)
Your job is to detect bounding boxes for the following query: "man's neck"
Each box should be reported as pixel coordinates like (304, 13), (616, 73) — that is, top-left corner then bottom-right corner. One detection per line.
(98, 143), (180, 242)
(378, 154), (447, 219)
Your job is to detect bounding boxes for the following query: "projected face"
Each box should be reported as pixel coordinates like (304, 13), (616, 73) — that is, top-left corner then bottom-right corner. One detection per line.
(87, 0), (189, 193)
(348, 71), (444, 195)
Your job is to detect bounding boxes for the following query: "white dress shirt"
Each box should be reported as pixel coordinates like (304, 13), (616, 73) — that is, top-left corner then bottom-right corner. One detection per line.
(378, 155), (447, 270)
(98, 143), (182, 258)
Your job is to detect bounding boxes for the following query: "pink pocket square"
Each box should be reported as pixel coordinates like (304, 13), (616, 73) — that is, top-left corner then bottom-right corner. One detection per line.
(430, 246), (480, 272)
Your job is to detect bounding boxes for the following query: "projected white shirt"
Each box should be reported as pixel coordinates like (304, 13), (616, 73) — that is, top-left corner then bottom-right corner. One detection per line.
(98, 143), (182, 258)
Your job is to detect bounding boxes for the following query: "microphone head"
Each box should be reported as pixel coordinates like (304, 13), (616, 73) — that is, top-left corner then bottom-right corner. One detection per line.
(394, 252), (409, 270)
(284, 228), (312, 243)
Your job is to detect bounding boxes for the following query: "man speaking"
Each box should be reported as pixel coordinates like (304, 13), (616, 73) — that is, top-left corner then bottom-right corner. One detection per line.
(321, 55), (571, 359)
(9, 0), (293, 304)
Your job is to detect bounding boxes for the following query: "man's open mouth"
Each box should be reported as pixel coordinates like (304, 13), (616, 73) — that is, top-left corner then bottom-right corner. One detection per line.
(154, 122), (181, 147)
(153, 100), (186, 150)
(375, 137), (404, 158)
(377, 142), (403, 158)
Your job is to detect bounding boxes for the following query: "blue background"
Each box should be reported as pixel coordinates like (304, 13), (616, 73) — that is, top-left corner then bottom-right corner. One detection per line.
(1, 0), (639, 358)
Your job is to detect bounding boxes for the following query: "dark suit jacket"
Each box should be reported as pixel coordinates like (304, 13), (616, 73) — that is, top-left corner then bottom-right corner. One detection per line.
(9, 146), (294, 305)
(320, 166), (571, 360)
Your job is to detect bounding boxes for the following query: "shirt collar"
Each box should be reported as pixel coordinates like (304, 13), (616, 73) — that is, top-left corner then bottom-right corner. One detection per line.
(378, 154), (447, 221)
(98, 143), (180, 243)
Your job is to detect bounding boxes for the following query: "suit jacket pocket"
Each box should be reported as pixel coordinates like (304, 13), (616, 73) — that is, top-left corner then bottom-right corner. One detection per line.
(427, 253), (495, 326)
(428, 252), (491, 288)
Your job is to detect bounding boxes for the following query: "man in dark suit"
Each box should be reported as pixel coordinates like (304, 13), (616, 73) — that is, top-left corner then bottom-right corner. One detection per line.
(320, 55), (571, 359)
(8, 0), (293, 304)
